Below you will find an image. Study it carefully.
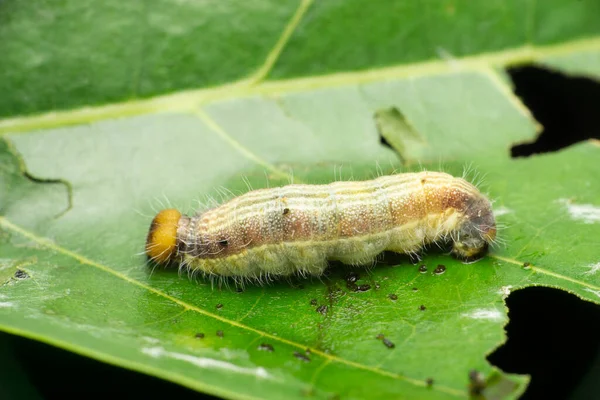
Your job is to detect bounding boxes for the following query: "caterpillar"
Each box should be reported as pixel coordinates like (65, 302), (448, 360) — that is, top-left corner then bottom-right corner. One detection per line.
(145, 171), (497, 284)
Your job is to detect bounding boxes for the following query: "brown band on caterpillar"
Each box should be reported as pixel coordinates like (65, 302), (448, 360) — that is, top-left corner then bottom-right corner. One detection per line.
(144, 171), (497, 280)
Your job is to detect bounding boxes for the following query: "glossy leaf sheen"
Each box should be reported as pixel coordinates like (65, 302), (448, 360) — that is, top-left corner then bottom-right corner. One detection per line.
(1, 1), (600, 399)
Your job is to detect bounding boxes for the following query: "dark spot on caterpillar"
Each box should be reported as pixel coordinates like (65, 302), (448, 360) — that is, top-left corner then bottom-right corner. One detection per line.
(419, 264), (427, 273)
(258, 343), (274, 352)
(523, 262), (532, 269)
(294, 351), (311, 362)
(345, 271), (359, 284)
(282, 207), (290, 215)
(216, 303), (223, 309)
(433, 265), (446, 275)
(316, 305), (328, 315)
(389, 294), (398, 300)
(216, 330), (224, 337)
(310, 298), (318, 306)
(217, 238), (228, 247)
(356, 284), (371, 292)
(194, 332), (205, 339)
(376, 333), (385, 340)
(419, 305), (427, 311)
(412, 287), (419, 291)
(426, 377), (434, 387)
(468, 369), (486, 395)
(235, 287), (244, 293)
(14, 269), (29, 279)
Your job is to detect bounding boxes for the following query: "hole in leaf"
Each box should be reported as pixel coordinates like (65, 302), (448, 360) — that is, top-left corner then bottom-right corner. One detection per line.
(488, 287), (600, 399)
(379, 134), (393, 150)
(374, 107), (424, 163)
(508, 66), (600, 157)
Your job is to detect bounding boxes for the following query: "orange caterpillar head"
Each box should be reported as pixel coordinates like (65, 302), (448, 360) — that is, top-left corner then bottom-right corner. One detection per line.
(145, 209), (181, 264)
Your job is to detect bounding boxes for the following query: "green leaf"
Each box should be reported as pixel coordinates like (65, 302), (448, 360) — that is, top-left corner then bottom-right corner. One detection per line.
(1, 1), (600, 399)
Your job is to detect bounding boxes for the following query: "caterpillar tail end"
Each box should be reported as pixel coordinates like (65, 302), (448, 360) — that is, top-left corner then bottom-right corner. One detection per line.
(145, 209), (181, 264)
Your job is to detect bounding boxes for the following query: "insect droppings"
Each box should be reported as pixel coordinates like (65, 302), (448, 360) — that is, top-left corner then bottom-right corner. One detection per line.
(316, 305), (328, 315)
(310, 298), (318, 306)
(194, 332), (205, 339)
(389, 294), (398, 300)
(419, 265), (428, 273)
(375, 333), (395, 349)
(258, 343), (274, 352)
(419, 305), (427, 311)
(145, 171), (497, 286)
(426, 378), (434, 387)
(433, 265), (446, 275)
(523, 262), (532, 270)
(294, 351), (311, 362)
(216, 303), (223, 310)
(468, 369), (486, 395)
(345, 272), (359, 284)
(216, 330), (224, 337)
(356, 284), (371, 292)
(14, 269), (29, 279)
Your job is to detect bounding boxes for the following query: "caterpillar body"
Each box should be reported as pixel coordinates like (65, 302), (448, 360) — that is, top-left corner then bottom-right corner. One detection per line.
(145, 171), (497, 283)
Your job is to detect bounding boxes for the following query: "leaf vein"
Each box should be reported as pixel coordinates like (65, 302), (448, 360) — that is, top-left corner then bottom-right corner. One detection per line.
(492, 254), (600, 292)
(248, 0), (314, 83)
(192, 108), (293, 181)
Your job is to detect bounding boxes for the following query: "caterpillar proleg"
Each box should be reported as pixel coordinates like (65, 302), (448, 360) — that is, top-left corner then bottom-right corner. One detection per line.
(145, 171), (497, 283)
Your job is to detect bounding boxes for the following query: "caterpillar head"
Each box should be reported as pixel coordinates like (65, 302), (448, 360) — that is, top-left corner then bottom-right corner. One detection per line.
(452, 197), (497, 262)
(145, 209), (181, 264)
